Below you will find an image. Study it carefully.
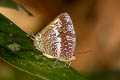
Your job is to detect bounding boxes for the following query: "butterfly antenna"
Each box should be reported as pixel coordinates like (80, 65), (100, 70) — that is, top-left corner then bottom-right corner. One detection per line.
(78, 50), (93, 54)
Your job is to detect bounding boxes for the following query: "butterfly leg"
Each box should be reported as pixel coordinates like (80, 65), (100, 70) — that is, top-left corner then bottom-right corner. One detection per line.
(30, 34), (36, 41)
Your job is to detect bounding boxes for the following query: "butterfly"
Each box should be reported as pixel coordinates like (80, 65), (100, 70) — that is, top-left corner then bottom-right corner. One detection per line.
(33, 13), (76, 62)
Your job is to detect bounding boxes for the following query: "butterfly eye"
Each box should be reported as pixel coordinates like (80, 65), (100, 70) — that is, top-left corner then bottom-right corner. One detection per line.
(33, 13), (76, 62)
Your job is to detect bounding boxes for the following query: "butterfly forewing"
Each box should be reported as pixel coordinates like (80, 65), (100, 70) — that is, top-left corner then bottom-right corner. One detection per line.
(34, 13), (76, 61)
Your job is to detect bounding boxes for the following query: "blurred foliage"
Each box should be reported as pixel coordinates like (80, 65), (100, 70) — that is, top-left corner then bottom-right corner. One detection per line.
(0, 0), (33, 16)
(0, 0), (18, 10)
(88, 71), (120, 80)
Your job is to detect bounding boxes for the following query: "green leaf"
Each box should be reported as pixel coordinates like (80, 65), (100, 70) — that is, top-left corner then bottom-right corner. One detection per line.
(0, 13), (87, 80)
(0, 0), (19, 10)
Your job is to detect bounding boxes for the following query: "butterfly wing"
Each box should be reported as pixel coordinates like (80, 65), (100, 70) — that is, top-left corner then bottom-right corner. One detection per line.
(34, 13), (76, 61)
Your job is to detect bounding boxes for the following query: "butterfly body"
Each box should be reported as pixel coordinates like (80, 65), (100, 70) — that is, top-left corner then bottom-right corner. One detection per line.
(33, 13), (76, 62)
